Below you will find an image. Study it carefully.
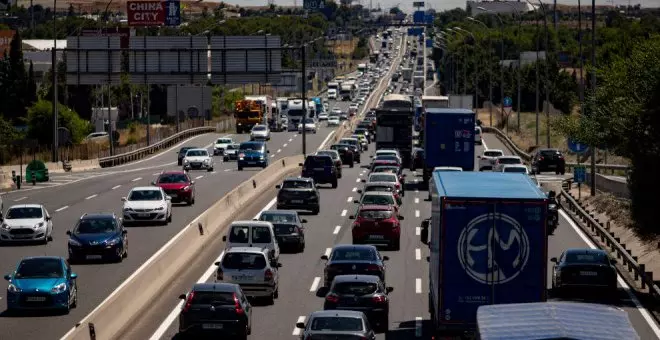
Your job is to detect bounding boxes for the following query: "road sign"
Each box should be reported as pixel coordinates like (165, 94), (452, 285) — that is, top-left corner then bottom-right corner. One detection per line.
(303, 0), (326, 10)
(127, 1), (165, 26)
(413, 11), (425, 23)
(567, 138), (589, 154)
(66, 36), (122, 85)
(129, 36), (208, 84)
(573, 165), (587, 184)
(164, 0), (180, 26)
(413, 1), (425, 7)
(426, 39), (433, 48)
(210, 35), (282, 85)
(425, 14), (434, 25)
(503, 96), (512, 108)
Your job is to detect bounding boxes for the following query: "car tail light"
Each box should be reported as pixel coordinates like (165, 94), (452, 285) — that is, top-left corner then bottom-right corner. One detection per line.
(239, 153), (245, 158)
(395, 183), (400, 189)
(182, 291), (195, 312)
(367, 264), (380, 271)
(325, 293), (339, 303)
(372, 295), (387, 303)
(233, 293), (244, 315)
(265, 269), (274, 281)
(216, 268), (224, 281)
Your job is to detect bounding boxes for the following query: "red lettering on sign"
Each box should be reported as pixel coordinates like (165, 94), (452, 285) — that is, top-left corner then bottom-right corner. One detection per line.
(127, 1), (165, 26)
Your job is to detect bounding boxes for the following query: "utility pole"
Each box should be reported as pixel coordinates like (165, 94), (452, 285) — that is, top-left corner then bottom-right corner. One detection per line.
(52, 0), (58, 163)
(301, 44), (307, 156)
(590, 0), (597, 196)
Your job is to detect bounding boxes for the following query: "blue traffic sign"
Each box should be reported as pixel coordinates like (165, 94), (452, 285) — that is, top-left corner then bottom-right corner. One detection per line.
(503, 96), (512, 108)
(573, 166), (587, 184)
(413, 11), (425, 23)
(567, 138), (589, 154)
(426, 39), (433, 48)
(164, 0), (181, 26)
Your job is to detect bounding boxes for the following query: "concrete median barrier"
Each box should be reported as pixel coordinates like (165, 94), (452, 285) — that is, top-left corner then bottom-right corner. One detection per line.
(62, 155), (303, 340)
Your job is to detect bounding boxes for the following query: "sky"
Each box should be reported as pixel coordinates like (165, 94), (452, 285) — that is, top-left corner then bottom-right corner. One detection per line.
(210, 0), (658, 12)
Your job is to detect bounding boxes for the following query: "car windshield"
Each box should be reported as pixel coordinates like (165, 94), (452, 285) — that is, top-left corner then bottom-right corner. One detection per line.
(240, 143), (261, 151)
(157, 174), (189, 184)
(331, 145), (348, 151)
(333, 281), (378, 295)
(377, 151), (397, 157)
(253, 126), (266, 131)
(190, 291), (235, 305)
(565, 252), (610, 264)
(305, 118), (315, 123)
(341, 139), (358, 145)
(305, 156), (332, 166)
(75, 218), (117, 234)
(310, 317), (363, 331)
(359, 210), (393, 219)
(282, 181), (313, 189)
(484, 151), (503, 157)
(317, 151), (337, 159)
(273, 224), (299, 235)
(498, 157), (521, 164)
(216, 138), (232, 144)
(221, 253), (267, 270)
(329, 115), (339, 120)
(260, 212), (297, 223)
(331, 248), (376, 261)
(6, 207), (43, 219)
(373, 167), (398, 174)
(15, 258), (63, 279)
(355, 129), (367, 134)
(369, 174), (396, 182)
(186, 150), (208, 157)
(128, 190), (162, 201)
(361, 194), (395, 206)
(504, 167), (527, 173)
(375, 155), (399, 162)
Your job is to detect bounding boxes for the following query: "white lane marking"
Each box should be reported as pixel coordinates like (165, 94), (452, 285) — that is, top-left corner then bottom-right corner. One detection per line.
(288, 138), (293, 142)
(224, 169), (231, 172)
(415, 189), (419, 193)
(283, 143), (288, 147)
(277, 149), (282, 153)
(195, 175), (203, 180)
(355, 178), (361, 183)
(324, 247), (331, 257)
(310, 277), (321, 292)
(211, 171), (216, 174)
(152, 172), (160, 176)
(292, 316), (306, 336)
(415, 316), (423, 337)
(147, 197), (277, 340)
(352, 187), (357, 192)
(85, 194), (97, 200)
(294, 134), (298, 137)
(415, 197), (419, 204)
(270, 154), (275, 158)
(416, 227), (421, 236)
(14, 197), (27, 202)
(482, 138), (490, 150)
(132, 177), (142, 182)
(55, 206), (69, 212)
(415, 278), (422, 293)
(112, 185), (121, 190)
(317, 131), (336, 151)
(341, 209), (347, 217)
(560, 210), (660, 337)
(347, 197), (353, 203)
(333, 225), (341, 234)
(415, 248), (421, 261)
(415, 210), (420, 218)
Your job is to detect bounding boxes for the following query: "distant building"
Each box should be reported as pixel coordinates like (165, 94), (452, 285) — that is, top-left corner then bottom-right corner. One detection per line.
(466, 0), (535, 14)
(22, 39), (67, 84)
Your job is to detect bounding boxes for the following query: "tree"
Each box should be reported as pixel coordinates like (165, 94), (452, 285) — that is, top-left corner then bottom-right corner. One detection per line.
(27, 61), (37, 105)
(1, 31), (28, 122)
(26, 100), (92, 145)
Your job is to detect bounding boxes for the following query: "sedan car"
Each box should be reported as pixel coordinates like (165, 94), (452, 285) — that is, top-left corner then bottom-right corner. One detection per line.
(531, 148), (566, 175)
(321, 244), (388, 287)
(551, 248), (618, 297)
(478, 149), (504, 171)
(275, 177), (320, 214)
(213, 137), (233, 156)
(349, 205), (403, 250)
(178, 283), (252, 338)
(296, 310), (376, 340)
(177, 146), (197, 165)
(327, 115), (341, 126)
(298, 118), (318, 134)
(4, 256), (78, 314)
(250, 124), (271, 141)
(0, 204), (53, 244)
(122, 186), (172, 225)
(183, 148), (214, 172)
(152, 171), (195, 205)
(67, 213), (127, 263)
(323, 275), (393, 332)
(330, 144), (355, 167)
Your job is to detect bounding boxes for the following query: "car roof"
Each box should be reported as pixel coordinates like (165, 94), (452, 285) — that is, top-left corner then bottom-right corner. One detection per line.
(362, 191), (395, 196)
(192, 282), (239, 293)
(130, 186), (162, 191)
(230, 220), (273, 227)
(159, 171), (187, 175)
(21, 256), (63, 262)
(502, 164), (527, 169)
(434, 172), (547, 200)
(564, 248), (608, 256)
(307, 154), (332, 160)
(317, 150), (339, 155)
(260, 210), (298, 216)
(365, 182), (395, 187)
(359, 204), (394, 211)
(283, 177), (313, 182)
(80, 213), (116, 220)
(309, 310), (366, 318)
(483, 149), (504, 153)
(332, 244), (378, 252)
(497, 155), (521, 159)
(179, 146), (197, 150)
(8, 204), (43, 209)
(539, 148), (560, 152)
(369, 173), (397, 178)
(333, 274), (382, 283)
(225, 246), (269, 255)
(186, 148), (208, 152)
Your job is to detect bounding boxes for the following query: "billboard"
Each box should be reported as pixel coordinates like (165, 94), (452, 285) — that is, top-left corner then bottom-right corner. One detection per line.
(0, 30), (15, 57)
(127, 0), (179, 26)
(80, 27), (131, 49)
(129, 36), (208, 84)
(210, 35), (282, 85)
(66, 36), (122, 85)
(413, 1), (425, 6)
(413, 10), (425, 23)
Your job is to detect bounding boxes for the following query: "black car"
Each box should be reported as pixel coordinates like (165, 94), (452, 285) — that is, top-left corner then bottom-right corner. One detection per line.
(531, 148), (566, 175)
(178, 283), (252, 339)
(316, 150), (343, 178)
(330, 144), (355, 168)
(276, 177), (320, 214)
(339, 143), (361, 163)
(300, 154), (338, 188)
(411, 148), (424, 171)
(323, 275), (393, 332)
(551, 248), (618, 297)
(177, 146), (198, 166)
(66, 213), (128, 263)
(258, 210), (307, 252)
(320, 244), (388, 287)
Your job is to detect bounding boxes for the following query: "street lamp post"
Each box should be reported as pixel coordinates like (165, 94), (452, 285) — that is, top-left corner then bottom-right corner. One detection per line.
(468, 17), (493, 126)
(477, 7), (505, 132)
(537, 1), (551, 148)
(590, 0), (596, 196)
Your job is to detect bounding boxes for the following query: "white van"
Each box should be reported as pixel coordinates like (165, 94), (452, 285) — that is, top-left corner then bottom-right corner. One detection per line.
(222, 221), (280, 261)
(327, 88), (337, 100)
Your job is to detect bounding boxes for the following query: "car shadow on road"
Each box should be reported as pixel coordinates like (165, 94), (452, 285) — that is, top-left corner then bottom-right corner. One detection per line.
(0, 308), (66, 318)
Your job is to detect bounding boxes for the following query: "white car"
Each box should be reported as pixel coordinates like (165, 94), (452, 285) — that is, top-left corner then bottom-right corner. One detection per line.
(213, 137), (233, 156)
(327, 89), (337, 100)
(122, 187), (172, 225)
(331, 108), (342, 115)
(349, 104), (359, 115)
(298, 118), (317, 134)
(327, 115), (340, 126)
(0, 204), (52, 243)
(475, 126), (482, 144)
(375, 149), (401, 162)
(478, 149), (504, 171)
(493, 155), (524, 172)
(318, 112), (329, 121)
(501, 164), (529, 174)
(357, 97), (366, 105)
(250, 124), (271, 141)
(183, 148), (214, 172)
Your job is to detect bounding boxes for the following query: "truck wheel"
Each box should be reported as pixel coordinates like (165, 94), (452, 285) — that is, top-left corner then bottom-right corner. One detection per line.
(349, 162), (354, 168)
(332, 180), (338, 188)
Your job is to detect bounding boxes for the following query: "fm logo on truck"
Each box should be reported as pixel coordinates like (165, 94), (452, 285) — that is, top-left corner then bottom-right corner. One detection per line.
(457, 213), (530, 285)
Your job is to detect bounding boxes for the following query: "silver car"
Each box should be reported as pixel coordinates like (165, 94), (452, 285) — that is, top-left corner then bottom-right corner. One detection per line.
(0, 204), (53, 243)
(296, 310), (376, 340)
(215, 247), (281, 304)
(250, 124), (271, 141)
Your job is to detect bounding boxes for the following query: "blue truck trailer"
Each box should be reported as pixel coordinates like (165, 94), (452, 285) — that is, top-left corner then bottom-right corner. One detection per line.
(311, 97), (323, 118)
(422, 108), (476, 186)
(420, 171), (548, 336)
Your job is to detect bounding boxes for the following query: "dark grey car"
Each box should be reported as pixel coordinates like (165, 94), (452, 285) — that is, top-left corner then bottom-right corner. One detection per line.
(257, 209), (308, 253)
(296, 310), (376, 340)
(275, 177), (320, 214)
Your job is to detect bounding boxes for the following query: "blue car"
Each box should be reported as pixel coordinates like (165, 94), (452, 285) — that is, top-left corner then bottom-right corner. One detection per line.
(66, 213), (128, 263)
(237, 141), (269, 170)
(4, 256), (78, 314)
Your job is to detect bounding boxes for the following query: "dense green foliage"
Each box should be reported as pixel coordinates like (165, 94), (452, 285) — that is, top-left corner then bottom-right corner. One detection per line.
(27, 100), (92, 145)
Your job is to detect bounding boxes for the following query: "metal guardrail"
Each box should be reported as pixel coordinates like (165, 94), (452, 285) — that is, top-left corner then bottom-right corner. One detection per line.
(481, 126), (630, 175)
(558, 182), (660, 299)
(98, 126), (217, 168)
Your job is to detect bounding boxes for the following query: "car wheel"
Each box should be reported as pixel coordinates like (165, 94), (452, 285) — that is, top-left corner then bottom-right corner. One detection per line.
(265, 294), (275, 305)
(238, 166), (243, 171)
(223, 156), (228, 162)
(349, 162), (354, 168)
(167, 212), (172, 223)
(299, 242), (305, 253)
(208, 167), (213, 172)
(332, 180), (338, 188)
(379, 315), (389, 332)
(71, 288), (78, 308)
(312, 207), (320, 215)
(274, 287), (279, 299)
(115, 247), (123, 263)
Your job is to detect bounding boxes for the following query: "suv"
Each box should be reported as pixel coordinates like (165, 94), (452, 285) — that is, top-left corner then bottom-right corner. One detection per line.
(331, 144), (356, 166)
(237, 141), (269, 170)
(300, 155), (338, 188)
(478, 149), (504, 171)
(316, 150), (343, 178)
(152, 171), (195, 205)
(276, 177), (320, 214)
(531, 148), (566, 175)
(177, 283), (252, 338)
(215, 247), (281, 304)
(349, 205), (403, 250)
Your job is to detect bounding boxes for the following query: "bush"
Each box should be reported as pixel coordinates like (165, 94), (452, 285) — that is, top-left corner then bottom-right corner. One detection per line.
(27, 100), (92, 145)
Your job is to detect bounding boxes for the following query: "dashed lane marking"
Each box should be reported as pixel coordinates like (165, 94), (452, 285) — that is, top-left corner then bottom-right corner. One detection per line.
(55, 206), (69, 212)
(195, 175), (203, 180)
(415, 210), (420, 218)
(112, 185), (121, 190)
(416, 227), (421, 236)
(333, 225), (341, 234)
(277, 149), (282, 153)
(415, 248), (421, 261)
(324, 248), (331, 257)
(347, 197), (353, 203)
(283, 143), (288, 147)
(131, 177), (142, 182)
(352, 187), (357, 192)
(14, 197), (27, 202)
(85, 194), (97, 200)
(414, 197), (419, 204)
(341, 209), (347, 217)
(292, 316), (306, 336)
(415, 278), (422, 293)
(310, 277), (321, 292)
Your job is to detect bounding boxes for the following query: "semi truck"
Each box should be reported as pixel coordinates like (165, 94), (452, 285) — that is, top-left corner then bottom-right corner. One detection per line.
(339, 81), (356, 101)
(376, 94), (414, 167)
(234, 99), (264, 133)
(421, 171), (549, 336)
(286, 99), (305, 131)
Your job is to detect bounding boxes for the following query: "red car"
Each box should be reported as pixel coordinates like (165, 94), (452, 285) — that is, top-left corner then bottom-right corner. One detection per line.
(152, 171), (196, 205)
(349, 204), (403, 250)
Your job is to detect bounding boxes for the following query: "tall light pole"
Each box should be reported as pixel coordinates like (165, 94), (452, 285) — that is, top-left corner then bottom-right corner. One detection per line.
(52, 0), (58, 162)
(445, 29), (465, 95)
(590, 0), (596, 196)
(468, 17), (493, 126)
(477, 7), (505, 131)
(454, 27), (478, 111)
(526, 0), (541, 146)
(536, 0), (551, 148)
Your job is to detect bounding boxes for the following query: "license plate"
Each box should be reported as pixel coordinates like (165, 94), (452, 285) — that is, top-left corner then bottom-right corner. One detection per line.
(369, 235), (385, 240)
(138, 213), (150, 217)
(313, 168), (324, 171)
(202, 324), (224, 330)
(247, 162), (256, 165)
(86, 255), (103, 260)
(232, 275), (253, 281)
(26, 296), (46, 302)
(548, 164), (556, 168)
(291, 200), (304, 204)
(580, 271), (598, 276)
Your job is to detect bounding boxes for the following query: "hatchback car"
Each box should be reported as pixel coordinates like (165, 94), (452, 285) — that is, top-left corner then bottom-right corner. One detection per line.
(364, 173), (403, 195)
(478, 149), (504, 171)
(301, 154), (338, 188)
(213, 137), (234, 156)
(183, 148), (214, 172)
(316, 150), (343, 178)
(321, 245), (388, 287)
(237, 141), (269, 170)
(531, 148), (566, 175)
(66, 213), (127, 263)
(551, 248), (618, 297)
(0, 204), (53, 244)
(350, 205), (403, 250)
(298, 118), (318, 134)
(358, 182), (401, 206)
(501, 164), (529, 174)
(323, 275), (393, 332)
(354, 192), (400, 213)
(178, 283), (252, 338)
(122, 186), (172, 225)
(215, 247), (281, 304)
(296, 310), (376, 340)
(327, 115), (341, 126)
(275, 177), (320, 214)
(152, 171), (195, 205)
(493, 155), (523, 172)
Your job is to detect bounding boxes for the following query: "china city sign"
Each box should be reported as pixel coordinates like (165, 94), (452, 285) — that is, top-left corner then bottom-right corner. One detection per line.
(127, 0), (180, 27)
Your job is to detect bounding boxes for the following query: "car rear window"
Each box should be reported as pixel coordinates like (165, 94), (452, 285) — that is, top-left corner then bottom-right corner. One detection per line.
(484, 151), (503, 157)
(333, 282), (378, 295)
(190, 291), (235, 305)
(282, 181), (312, 189)
(566, 252), (609, 264)
(503, 167), (527, 173)
(373, 167), (398, 174)
(498, 157), (521, 164)
(317, 151), (337, 159)
(365, 185), (393, 192)
(305, 156), (332, 167)
(361, 194), (395, 206)
(359, 210), (393, 219)
(375, 155), (399, 162)
(310, 317), (364, 331)
(239, 142), (262, 151)
(331, 248), (376, 261)
(252, 226), (272, 243)
(541, 150), (562, 157)
(369, 174), (396, 182)
(221, 253), (267, 270)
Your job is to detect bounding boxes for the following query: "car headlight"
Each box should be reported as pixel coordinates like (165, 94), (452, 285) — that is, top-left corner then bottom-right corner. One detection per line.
(184, 159), (190, 164)
(51, 283), (67, 293)
(34, 222), (45, 229)
(7, 283), (20, 293)
(1, 223), (9, 230)
(549, 204), (557, 210)
(259, 156), (265, 160)
(105, 238), (120, 246)
(68, 238), (82, 246)
(204, 159), (210, 163)
(155, 206), (165, 211)
(182, 186), (190, 191)
(123, 207), (133, 212)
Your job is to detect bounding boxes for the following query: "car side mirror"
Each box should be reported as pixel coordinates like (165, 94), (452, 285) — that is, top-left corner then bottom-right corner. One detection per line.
(3, 274), (10, 281)
(296, 322), (305, 329)
(298, 163), (303, 166)
(357, 189), (362, 194)
(353, 200), (359, 204)
(46, 216), (51, 221)
(191, 181), (195, 185)
(267, 150), (270, 153)
(398, 216), (404, 220)
(151, 181), (156, 185)
(178, 294), (187, 300)
(349, 215), (355, 219)
(70, 273), (78, 279)
(121, 197), (126, 202)
(477, 155), (481, 158)
(386, 287), (394, 294)
(383, 256), (390, 261)
(277, 263), (283, 268)
(275, 185), (281, 189)
(550, 257), (558, 263)
(214, 261), (220, 266)
(315, 184), (321, 189)
(301, 219), (308, 223)
(66, 230), (72, 236)
(222, 236), (227, 242)
(320, 255), (329, 261)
